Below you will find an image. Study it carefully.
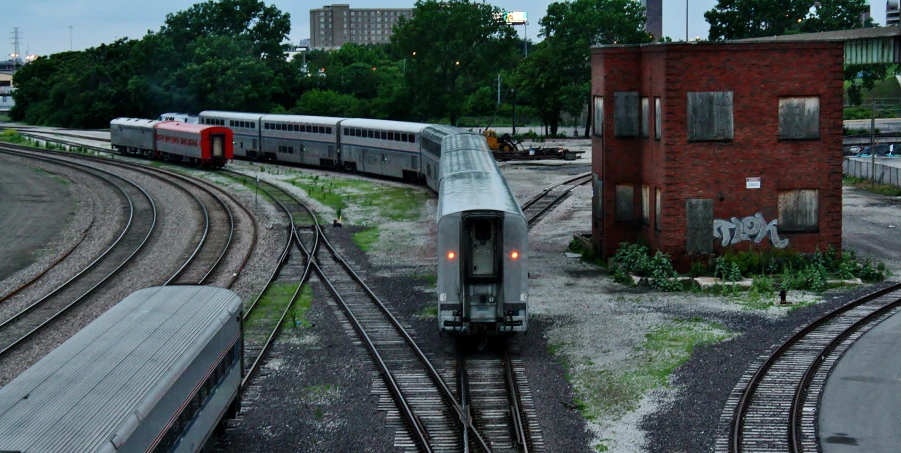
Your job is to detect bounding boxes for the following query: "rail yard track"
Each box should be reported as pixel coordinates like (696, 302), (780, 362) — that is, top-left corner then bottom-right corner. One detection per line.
(454, 337), (544, 453)
(521, 173), (591, 228)
(0, 146), (157, 359)
(719, 283), (901, 453)
(0, 144), (253, 362)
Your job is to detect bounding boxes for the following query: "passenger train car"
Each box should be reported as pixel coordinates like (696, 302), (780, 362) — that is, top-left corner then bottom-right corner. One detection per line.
(434, 131), (529, 334)
(115, 111), (529, 335)
(110, 118), (233, 168)
(0, 285), (243, 453)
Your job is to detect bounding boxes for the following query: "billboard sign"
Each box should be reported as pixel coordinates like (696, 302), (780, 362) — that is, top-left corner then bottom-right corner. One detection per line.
(504, 11), (528, 25)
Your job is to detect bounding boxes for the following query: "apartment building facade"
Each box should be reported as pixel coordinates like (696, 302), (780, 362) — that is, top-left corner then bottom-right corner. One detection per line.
(310, 4), (413, 49)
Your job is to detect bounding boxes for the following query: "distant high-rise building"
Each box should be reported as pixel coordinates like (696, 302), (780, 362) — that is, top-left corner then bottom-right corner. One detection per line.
(888, 0), (900, 26)
(642, 0), (662, 41)
(310, 4), (413, 49)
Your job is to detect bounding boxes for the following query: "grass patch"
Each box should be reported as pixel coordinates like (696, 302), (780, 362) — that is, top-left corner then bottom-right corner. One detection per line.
(0, 129), (26, 144)
(282, 284), (314, 333)
(286, 173), (431, 224)
(352, 228), (380, 252)
(417, 273), (437, 287)
(245, 281), (302, 342)
(844, 175), (901, 197)
(569, 319), (735, 421)
(418, 305), (438, 318)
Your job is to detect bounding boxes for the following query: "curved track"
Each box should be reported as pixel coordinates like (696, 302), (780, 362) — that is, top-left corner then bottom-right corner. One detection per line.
(521, 173), (591, 228)
(724, 283), (901, 453)
(0, 146), (157, 359)
(0, 144), (250, 363)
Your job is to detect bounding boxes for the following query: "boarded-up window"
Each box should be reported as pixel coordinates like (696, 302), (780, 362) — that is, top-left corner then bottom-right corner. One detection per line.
(687, 91), (733, 141)
(641, 185), (650, 224)
(616, 184), (634, 222)
(778, 97), (819, 140)
(640, 97), (649, 138)
(655, 188), (661, 231)
(593, 96), (604, 137)
(654, 97), (662, 140)
(778, 189), (818, 232)
(614, 92), (640, 137)
(686, 199), (713, 254)
(593, 174), (603, 220)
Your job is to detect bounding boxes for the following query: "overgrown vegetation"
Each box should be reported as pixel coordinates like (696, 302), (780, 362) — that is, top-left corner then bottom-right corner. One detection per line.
(844, 175), (901, 197)
(594, 242), (889, 294)
(244, 281), (303, 342)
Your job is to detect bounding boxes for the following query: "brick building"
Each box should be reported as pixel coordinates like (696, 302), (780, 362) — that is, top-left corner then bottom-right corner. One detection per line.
(590, 41), (844, 269)
(310, 4), (413, 49)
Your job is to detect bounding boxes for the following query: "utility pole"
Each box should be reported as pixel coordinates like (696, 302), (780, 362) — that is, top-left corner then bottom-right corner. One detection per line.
(871, 97), (877, 181)
(685, 0), (689, 42)
(524, 22), (528, 57)
(497, 73), (501, 106)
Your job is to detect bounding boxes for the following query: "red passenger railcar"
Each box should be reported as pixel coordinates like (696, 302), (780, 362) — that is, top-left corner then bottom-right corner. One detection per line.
(153, 122), (233, 168)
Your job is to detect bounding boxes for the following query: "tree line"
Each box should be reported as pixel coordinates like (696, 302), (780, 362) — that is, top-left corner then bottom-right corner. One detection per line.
(9, 0), (876, 134)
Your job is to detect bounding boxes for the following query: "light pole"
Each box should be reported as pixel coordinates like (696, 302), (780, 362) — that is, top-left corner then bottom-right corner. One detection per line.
(685, 0), (688, 42)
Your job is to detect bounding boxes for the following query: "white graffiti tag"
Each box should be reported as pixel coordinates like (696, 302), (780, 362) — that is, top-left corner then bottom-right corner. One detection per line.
(712, 212), (789, 248)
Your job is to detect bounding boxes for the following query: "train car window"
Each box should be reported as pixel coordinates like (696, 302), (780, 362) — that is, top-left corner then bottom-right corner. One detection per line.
(344, 128), (349, 135)
(388, 132), (395, 141)
(327, 127), (332, 134)
(473, 219), (493, 241)
(381, 131), (387, 140)
(251, 122), (255, 129)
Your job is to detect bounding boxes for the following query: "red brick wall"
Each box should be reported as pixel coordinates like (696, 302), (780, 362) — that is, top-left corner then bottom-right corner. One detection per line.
(591, 42), (844, 269)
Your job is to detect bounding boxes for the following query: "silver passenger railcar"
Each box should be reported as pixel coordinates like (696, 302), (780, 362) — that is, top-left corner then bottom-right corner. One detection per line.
(110, 117), (160, 157)
(159, 112), (199, 123)
(260, 114), (344, 167)
(199, 111), (262, 159)
(338, 118), (429, 180)
(0, 286), (243, 453)
(421, 124), (468, 191)
(436, 132), (528, 334)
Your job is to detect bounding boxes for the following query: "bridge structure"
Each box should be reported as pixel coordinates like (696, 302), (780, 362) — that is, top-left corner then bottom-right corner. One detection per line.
(739, 26), (901, 64)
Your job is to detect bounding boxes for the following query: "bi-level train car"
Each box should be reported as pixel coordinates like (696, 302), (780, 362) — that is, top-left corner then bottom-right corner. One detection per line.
(435, 132), (529, 335)
(0, 285), (243, 453)
(111, 118), (233, 168)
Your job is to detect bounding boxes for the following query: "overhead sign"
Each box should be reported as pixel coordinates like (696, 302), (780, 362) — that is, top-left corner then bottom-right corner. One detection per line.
(504, 11), (528, 25)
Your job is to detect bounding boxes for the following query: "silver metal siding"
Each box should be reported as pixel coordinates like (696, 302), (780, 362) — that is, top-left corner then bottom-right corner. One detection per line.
(0, 286), (242, 452)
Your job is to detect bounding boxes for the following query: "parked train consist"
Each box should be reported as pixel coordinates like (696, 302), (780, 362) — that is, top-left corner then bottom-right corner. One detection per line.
(144, 110), (529, 334)
(110, 118), (233, 168)
(0, 285), (243, 453)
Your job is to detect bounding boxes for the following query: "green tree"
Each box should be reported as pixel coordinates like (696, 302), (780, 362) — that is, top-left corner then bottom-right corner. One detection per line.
(705, 0), (870, 40)
(517, 0), (649, 135)
(292, 89), (367, 117)
(391, 0), (521, 124)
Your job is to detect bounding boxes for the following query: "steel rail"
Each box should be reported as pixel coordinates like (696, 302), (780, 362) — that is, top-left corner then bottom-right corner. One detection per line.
(314, 226), (494, 452)
(730, 282), (901, 452)
(0, 147), (157, 359)
(505, 347), (530, 453)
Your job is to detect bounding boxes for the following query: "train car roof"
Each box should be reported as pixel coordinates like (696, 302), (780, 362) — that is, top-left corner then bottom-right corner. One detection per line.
(439, 144), (498, 180)
(111, 117), (162, 128)
(437, 170), (523, 218)
(0, 286), (242, 453)
(198, 110), (264, 121)
(260, 113), (345, 124)
(155, 121), (228, 134)
(340, 118), (430, 133)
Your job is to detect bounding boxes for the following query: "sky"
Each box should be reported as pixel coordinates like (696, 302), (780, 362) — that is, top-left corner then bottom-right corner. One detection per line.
(2, 0), (889, 59)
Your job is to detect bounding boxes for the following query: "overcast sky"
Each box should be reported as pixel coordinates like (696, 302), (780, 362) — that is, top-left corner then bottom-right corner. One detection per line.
(2, 0), (889, 58)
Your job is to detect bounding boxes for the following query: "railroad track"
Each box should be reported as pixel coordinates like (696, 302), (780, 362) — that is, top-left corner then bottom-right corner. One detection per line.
(719, 283), (901, 453)
(219, 171), (318, 389)
(0, 145), (252, 361)
(521, 173), (591, 228)
(455, 337), (544, 453)
(0, 146), (157, 359)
